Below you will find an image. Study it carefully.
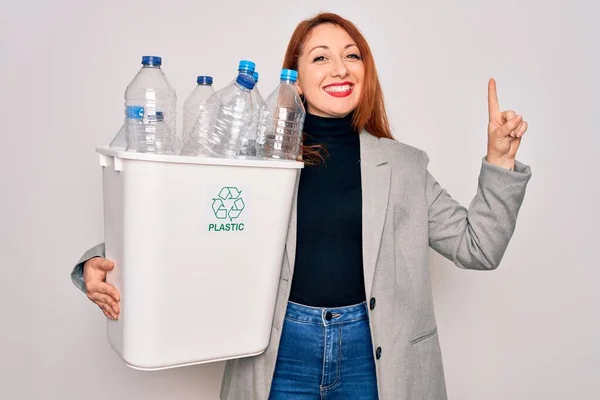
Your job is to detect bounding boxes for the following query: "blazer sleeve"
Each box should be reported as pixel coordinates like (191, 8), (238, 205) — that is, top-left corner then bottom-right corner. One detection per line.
(70, 243), (106, 293)
(424, 152), (532, 270)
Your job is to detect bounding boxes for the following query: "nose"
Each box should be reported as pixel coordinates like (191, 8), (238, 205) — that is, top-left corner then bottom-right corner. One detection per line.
(330, 57), (348, 79)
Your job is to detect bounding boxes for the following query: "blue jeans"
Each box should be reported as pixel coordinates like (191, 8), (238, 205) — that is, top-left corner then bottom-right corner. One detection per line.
(269, 301), (379, 399)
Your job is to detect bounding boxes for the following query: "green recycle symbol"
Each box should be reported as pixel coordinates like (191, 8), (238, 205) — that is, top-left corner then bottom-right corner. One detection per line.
(212, 187), (245, 221)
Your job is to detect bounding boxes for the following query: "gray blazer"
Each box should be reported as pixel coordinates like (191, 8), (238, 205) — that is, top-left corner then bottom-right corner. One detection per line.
(72, 131), (531, 399)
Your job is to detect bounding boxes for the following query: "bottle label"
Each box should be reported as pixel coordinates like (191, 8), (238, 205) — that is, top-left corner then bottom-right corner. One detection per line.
(126, 106), (144, 120)
(147, 111), (164, 123)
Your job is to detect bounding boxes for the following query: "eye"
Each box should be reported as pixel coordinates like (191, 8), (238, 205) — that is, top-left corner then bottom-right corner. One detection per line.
(346, 53), (362, 60)
(312, 55), (327, 62)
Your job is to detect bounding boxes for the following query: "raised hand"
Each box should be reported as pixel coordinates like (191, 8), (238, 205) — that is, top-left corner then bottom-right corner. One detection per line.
(486, 78), (528, 169)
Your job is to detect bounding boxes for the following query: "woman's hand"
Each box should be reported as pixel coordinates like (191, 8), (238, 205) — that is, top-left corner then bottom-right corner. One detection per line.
(486, 78), (528, 170)
(83, 257), (121, 320)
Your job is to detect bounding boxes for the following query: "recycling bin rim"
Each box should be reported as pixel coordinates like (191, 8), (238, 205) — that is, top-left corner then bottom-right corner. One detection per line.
(96, 146), (305, 169)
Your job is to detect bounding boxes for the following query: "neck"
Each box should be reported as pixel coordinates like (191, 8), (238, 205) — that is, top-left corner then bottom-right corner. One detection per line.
(303, 112), (357, 137)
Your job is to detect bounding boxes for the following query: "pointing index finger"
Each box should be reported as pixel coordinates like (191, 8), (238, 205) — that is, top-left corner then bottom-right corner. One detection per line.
(488, 78), (500, 118)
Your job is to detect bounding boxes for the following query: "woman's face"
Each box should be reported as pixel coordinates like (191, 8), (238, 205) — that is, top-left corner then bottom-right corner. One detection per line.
(297, 23), (365, 118)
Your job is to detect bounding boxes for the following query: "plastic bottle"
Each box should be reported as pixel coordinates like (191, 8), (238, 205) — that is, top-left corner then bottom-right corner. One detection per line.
(182, 73), (255, 158)
(124, 56), (177, 154)
(256, 69), (305, 160)
(182, 76), (215, 143)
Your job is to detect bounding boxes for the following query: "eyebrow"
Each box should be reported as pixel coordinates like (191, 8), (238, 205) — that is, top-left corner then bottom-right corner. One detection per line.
(308, 44), (358, 55)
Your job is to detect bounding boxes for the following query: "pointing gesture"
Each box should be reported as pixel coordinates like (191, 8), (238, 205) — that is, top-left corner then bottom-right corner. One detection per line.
(486, 78), (528, 170)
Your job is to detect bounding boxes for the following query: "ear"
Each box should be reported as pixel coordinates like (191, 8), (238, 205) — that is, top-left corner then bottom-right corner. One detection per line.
(295, 80), (303, 96)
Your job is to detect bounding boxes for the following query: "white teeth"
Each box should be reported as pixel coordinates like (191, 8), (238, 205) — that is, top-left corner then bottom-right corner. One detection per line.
(325, 84), (352, 93)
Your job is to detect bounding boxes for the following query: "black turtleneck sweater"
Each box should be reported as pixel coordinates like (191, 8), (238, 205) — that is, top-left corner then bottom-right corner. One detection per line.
(288, 113), (365, 308)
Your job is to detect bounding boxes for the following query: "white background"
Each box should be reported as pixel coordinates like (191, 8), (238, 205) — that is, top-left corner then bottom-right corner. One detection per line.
(1, 0), (598, 398)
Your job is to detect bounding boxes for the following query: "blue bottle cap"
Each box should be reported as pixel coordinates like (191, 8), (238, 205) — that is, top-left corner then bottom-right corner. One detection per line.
(238, 60), (256, 74)
(236, 73), (256, 90)
(252, 72), (259, 83)
(142, 56), (162, 66)
(197, 76), (213, 85)
(280, 69), (298, 82)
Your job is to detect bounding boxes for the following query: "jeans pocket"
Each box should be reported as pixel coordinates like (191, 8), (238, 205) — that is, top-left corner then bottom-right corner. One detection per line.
(409, 327), (438, 345)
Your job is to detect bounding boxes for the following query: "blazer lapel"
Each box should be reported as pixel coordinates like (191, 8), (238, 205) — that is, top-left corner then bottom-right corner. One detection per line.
(360, 131), (390, 299)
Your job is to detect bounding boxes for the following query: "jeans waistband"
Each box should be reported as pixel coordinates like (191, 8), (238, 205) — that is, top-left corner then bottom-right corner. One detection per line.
(285, 300), (369, 326)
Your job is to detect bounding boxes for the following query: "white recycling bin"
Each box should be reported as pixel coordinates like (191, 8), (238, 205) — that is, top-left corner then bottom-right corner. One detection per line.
(97, 146), (303, 371)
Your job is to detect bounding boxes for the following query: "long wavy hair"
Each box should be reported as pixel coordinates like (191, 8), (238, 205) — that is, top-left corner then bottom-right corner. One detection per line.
(282, 12), (394, 162)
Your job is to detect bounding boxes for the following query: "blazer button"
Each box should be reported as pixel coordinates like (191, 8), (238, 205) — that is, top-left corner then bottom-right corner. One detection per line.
(369, 297), (376, 310)
(375, 347), (382, 360)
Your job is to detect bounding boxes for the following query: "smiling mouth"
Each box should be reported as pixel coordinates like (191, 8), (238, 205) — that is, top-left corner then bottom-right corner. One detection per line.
(324, 84), (354, 94)
(323, 84), (355, 98)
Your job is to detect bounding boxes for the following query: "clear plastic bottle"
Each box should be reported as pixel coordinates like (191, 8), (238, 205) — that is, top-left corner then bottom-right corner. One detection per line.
(124, 56), (177, 154)
(182, 72), (256, 158)
(182, 76), (215, 143)
(256, 69), (305, 160)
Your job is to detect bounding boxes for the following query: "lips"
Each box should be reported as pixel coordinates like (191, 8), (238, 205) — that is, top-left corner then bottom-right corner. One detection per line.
(323, 82), (354, 98)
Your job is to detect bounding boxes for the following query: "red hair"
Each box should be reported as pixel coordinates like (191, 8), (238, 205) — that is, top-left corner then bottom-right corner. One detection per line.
(282, 12), (394, 161)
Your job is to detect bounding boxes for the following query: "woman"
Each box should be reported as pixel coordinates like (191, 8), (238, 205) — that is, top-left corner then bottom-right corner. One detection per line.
(71, 12), (531, 400)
